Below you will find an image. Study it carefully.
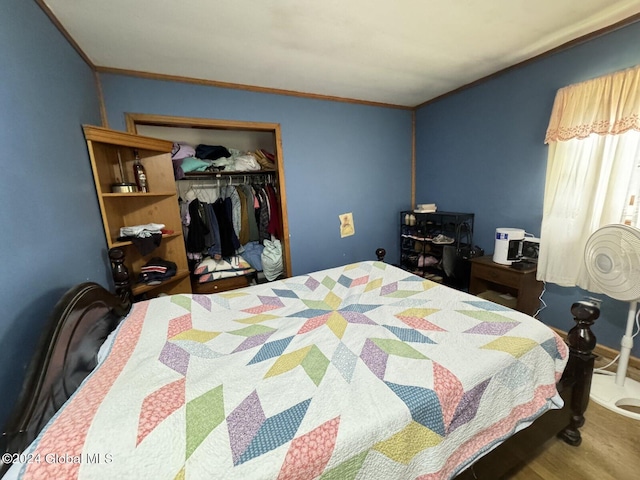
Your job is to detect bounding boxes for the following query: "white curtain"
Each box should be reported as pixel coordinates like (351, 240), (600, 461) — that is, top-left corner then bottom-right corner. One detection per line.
(621, 153), (640, 227)
(538, 65), (640, 291)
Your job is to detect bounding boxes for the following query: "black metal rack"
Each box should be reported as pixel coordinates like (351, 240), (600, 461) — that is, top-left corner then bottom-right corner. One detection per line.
(400, 210), (474, 289)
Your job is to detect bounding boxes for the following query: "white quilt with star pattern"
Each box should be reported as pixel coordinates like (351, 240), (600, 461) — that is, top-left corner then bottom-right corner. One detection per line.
(13, 261), (568, 480)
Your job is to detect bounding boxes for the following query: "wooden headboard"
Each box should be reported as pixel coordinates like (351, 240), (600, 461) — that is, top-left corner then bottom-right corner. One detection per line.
(0, 282), (130, 470)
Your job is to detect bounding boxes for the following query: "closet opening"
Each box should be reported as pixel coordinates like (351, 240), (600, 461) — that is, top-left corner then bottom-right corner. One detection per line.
(125, 113), (292, 288)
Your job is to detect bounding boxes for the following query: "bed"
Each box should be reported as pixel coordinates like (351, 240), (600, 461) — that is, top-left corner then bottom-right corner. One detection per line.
(0, 249), (599, 479)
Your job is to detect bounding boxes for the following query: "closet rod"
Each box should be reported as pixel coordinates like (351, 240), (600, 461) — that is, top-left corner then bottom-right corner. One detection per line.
(178, 174), (274, 188)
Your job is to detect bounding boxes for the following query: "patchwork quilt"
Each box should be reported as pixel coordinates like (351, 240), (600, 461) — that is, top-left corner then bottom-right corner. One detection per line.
(16, 262), (568, 480)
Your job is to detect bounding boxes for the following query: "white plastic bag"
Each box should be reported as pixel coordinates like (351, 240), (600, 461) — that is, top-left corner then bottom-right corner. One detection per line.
(261, 238), (283, 281)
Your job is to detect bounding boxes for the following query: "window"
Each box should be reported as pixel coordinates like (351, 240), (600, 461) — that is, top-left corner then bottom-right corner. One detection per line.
(538, 65), (640, 290)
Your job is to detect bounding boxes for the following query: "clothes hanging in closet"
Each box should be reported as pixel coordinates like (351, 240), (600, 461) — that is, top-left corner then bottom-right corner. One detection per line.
(186, 198), (208, 255)
(181, 180), (281, 263)
(213, 197), (237, 258)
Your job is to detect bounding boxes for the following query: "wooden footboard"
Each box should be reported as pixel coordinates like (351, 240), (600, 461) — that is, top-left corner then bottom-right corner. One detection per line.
(376, 247), (599, 477)
(556, 300), (598, 446)
(454, 301), (599, 478)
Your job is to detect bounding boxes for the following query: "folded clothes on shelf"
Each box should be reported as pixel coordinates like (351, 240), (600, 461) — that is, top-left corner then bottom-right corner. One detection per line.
(118, 223), (168, 256)
(414, 203), (437, 213)
(119, 223), (165, 238)
(138, 257), (177, 285)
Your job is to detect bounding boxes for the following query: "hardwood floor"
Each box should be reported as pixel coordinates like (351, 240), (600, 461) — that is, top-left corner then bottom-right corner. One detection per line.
(508, 359), (640, 480)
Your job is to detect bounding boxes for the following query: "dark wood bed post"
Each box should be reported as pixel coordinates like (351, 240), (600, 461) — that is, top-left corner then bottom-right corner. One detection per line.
(558, 300), (599, 446)
(108, 248), (132, 305)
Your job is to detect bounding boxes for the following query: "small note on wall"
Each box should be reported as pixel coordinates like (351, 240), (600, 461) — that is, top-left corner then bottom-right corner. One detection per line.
(339, 212), (355, 238)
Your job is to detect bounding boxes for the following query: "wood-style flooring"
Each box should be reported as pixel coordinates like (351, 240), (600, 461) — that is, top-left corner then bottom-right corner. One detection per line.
(508, 358), (640, 480)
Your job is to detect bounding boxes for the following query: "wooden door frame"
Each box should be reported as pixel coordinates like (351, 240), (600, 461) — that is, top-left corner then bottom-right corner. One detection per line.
(124, 113), (292, 278)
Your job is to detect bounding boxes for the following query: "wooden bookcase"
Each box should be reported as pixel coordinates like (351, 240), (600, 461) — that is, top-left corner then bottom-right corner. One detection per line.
(83, 125), (191, 297)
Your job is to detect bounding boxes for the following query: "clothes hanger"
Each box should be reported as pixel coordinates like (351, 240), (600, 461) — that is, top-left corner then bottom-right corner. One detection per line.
(184, 181), (198, 202)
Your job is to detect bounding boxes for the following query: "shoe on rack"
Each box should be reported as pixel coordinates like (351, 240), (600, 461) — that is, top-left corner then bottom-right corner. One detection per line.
(403, 254), (419, 268)
(432, 234), (454, 245)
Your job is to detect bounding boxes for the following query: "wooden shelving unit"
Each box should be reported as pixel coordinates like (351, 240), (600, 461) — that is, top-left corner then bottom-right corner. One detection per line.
(83, 125), (191, 297)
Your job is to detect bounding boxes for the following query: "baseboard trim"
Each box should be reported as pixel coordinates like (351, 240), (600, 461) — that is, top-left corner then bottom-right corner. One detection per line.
(551, 326), (640, 371)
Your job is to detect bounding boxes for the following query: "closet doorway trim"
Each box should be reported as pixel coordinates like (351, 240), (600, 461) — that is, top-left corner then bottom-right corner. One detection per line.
(124, 112), (291, 278)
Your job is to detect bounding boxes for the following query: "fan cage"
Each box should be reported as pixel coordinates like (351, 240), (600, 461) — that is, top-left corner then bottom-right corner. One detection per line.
(584, 224), (640, 302)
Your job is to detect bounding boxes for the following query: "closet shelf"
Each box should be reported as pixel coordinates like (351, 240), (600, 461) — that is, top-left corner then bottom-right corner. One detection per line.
(110, 232), (182, 249)
(182, 169), (276, 179)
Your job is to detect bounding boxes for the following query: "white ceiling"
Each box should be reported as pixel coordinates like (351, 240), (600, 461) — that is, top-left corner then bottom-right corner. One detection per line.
(44, 0), (640, 107)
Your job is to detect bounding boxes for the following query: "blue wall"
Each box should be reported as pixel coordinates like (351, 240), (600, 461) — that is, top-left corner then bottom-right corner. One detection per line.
(100, 75), (413, 275)
(0, 0), (107, 428)
(415, 21), (640, 356)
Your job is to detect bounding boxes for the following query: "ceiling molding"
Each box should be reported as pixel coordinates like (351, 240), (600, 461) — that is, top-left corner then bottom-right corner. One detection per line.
(94, 66), (412, 111)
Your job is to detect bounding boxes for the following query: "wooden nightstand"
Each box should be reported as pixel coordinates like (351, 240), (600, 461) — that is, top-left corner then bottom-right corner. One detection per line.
(469, 256), (543, 316)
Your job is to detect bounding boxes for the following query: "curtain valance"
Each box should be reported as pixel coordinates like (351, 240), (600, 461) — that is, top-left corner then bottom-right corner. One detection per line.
(544, 64), (640, 144)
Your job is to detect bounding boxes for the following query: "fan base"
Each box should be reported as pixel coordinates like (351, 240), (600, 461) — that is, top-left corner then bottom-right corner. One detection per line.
(590, 373), (640, 420)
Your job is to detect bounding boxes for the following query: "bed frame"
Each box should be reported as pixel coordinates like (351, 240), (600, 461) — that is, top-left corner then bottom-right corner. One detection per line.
(1, 248), (599, 478)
